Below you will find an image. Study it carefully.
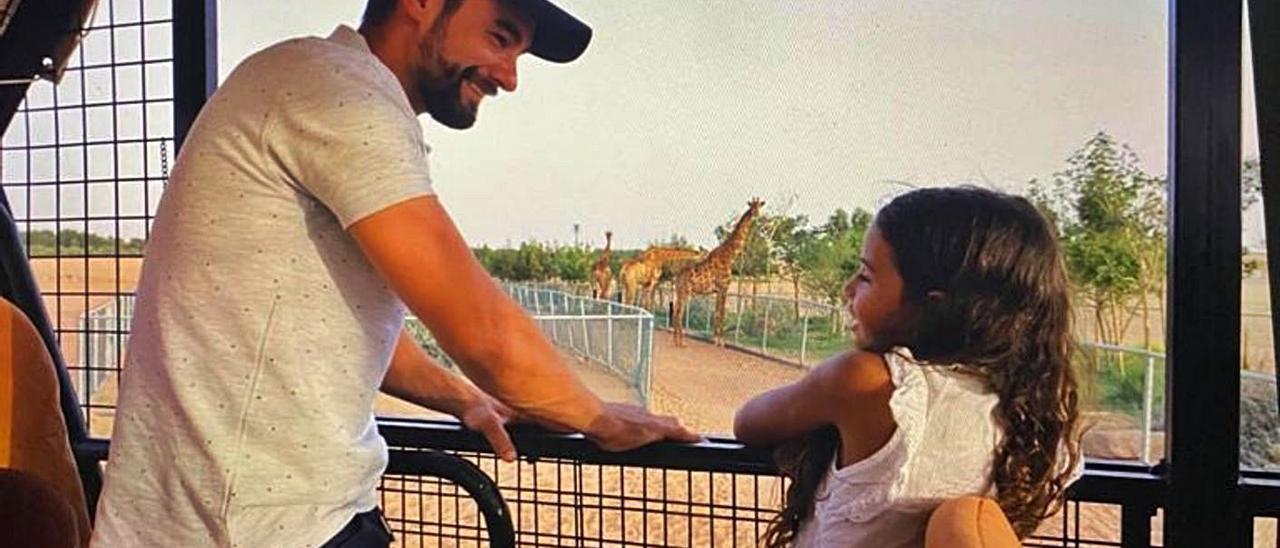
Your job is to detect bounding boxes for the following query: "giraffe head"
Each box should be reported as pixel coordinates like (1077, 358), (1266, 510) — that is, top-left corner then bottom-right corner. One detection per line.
(747, 197), (765, 215)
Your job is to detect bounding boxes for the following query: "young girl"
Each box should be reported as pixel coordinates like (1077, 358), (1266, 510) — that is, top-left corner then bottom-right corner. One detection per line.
(735, 187), (1081, 547)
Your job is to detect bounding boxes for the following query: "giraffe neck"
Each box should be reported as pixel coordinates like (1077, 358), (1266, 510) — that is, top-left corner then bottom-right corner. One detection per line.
(709, 208), (758, 263)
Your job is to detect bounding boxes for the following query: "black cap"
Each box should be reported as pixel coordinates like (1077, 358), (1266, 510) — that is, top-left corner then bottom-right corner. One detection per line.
(511, 0), (592, 63)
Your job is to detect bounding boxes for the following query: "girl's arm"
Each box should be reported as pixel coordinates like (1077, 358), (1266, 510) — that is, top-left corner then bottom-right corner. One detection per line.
(733, 350), (894, 447)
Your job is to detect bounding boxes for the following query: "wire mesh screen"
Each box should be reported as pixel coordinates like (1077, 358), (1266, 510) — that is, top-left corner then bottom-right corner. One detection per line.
(1027, 501), (1156, 548)
(379, 422), (1154, 548)
(0, 0), (174, 439)
(380, 446), (783, 547)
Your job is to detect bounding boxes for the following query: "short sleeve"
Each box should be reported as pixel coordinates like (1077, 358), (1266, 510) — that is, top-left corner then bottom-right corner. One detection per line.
(264, 52), (434, 228)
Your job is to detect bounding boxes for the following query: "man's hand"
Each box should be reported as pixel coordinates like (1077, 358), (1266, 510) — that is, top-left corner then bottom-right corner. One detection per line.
(583, 403), (702, 452)
(455, 391), (519, 462)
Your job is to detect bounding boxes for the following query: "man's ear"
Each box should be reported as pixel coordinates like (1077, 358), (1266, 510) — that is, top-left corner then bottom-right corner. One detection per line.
(399, 0), (439, 26)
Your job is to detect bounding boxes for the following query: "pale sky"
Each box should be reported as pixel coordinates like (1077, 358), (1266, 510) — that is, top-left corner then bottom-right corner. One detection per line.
(214, 0), (1261, 249)
(2, 1), (1264, 249)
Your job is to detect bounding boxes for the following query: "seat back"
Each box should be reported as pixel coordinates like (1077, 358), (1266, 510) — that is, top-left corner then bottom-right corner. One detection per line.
(1, 296), (92, 545)
(0, 195), (101, 524)
(924, 496), (1021, 548)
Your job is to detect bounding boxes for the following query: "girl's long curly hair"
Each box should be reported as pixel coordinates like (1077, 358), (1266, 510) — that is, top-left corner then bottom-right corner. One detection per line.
(763, 187), (1081, 545)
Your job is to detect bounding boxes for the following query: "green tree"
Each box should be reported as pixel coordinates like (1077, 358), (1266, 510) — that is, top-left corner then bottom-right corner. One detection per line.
(795, 208), (873, 307)
(1030, 132), (1165, 347)
(19, 229), (144, 256)
(549, 244), (593, 282)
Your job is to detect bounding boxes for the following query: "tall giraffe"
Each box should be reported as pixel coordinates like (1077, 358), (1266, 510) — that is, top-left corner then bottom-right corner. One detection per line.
(673, 198), (765, 347)
(591, 231), (613, 300)
(618, 247), (703, 309)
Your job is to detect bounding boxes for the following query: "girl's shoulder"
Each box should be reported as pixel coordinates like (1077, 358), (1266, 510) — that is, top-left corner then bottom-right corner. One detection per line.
(883, 347), (992, 392)
(815, 350), (896, 400)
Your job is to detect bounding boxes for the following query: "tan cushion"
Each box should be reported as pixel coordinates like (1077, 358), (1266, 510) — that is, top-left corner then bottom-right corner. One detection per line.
(1, 298), (91, 545)
(925, 496), (1021, 548)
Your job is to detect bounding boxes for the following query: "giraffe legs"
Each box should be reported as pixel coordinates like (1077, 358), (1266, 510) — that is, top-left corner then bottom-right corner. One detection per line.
(621, 280), (635, 306)
(642, 279), (660, 311)
(673, 282), (689, 347)
(713, 287), (729, 346)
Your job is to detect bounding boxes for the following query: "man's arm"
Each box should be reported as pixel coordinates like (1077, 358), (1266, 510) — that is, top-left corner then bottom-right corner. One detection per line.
(382, 328), (518, 461)
(351, 196), (698, 451)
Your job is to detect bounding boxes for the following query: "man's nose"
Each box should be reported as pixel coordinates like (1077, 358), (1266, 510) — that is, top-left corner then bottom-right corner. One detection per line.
(487, 58), (518, 93)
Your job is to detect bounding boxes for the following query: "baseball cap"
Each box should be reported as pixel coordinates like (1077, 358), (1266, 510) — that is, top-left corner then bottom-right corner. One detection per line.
(510, 0), (592, 63)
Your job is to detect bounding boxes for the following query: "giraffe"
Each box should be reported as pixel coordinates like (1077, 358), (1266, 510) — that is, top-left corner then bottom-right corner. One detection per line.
(673, 198), (765, 347)
(618, 246), (703, 309)
(591, 231), (613, 300)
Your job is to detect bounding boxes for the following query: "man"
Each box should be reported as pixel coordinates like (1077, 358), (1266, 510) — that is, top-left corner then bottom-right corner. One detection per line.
(91, 1), (699, 546)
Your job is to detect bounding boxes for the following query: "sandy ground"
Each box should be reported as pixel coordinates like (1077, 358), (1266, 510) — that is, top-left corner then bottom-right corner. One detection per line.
(373, 331), (1263, 546)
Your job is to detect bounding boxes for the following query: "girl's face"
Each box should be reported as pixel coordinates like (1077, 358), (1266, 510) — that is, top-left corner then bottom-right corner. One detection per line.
(844, 225), (915, 351)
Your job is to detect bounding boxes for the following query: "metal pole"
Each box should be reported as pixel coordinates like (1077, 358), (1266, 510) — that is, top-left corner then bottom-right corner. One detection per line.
(1165, 0), (1245, 542)
(705, 299), (713, 336)
(635, 314), (643, 400)
(607, 302), (614, 366)
(800, 314), (810, 367)
(580, 298), (591, 359)
(734, 294), (743, 344)
(762, 300), (770, 354)
(1142, 354), (1155, 464)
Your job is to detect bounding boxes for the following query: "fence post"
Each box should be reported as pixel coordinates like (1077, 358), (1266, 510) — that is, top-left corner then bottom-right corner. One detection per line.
(635, 314), (644, 401)
(705, 300), (713, 336)
(77, 315), (88, 406)
(607, 302), (615, 366)
(564, 295), (576, 351)
(734, 294), (743, 344)
(1142, 353), (1156, 464)
(549, 290), (560, 344)
(800, 313), (810, 367)
(580, 298), (591, 359)
(762, 301), (770, 354)
(645, 316), (655, 406)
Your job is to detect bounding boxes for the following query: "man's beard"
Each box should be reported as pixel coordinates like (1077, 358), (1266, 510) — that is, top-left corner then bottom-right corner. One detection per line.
(418, 64), (479, 129)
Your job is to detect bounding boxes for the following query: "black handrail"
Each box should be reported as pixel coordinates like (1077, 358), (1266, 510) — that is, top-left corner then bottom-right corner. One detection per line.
(384, 450), (515, 547)
(77, 437), (518, 547)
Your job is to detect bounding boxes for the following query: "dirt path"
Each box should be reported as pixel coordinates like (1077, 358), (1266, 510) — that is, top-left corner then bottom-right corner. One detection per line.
(646, 330), (806, 436)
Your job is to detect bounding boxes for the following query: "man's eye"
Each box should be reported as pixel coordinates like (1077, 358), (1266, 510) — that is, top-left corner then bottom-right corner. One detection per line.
(491, 32), (511, 48)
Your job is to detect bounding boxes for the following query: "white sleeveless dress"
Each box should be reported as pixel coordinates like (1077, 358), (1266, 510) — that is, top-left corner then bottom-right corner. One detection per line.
(792, 348), (1003, 548)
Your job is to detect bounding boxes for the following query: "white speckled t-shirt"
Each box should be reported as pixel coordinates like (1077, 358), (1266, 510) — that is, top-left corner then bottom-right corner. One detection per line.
(92, 26), (433, 548)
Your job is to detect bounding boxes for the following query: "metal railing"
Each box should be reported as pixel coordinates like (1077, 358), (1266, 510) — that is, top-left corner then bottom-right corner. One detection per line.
(1080, 342), (1279, 469)
(406, 283), (656, 405)
(507, 283), (655, 405)
(375, 418), (1166, 547)
(1079, 343), (1166, 465)
(533, 281), (850, 368)
(654, 289), (849, 368)
(74, 294), (132, 409)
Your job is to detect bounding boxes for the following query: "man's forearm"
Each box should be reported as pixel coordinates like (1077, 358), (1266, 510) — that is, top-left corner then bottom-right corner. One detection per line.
(446, 296), (606, 432)
(381, 329), (479, 417)
(350, 197), (607, 434)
